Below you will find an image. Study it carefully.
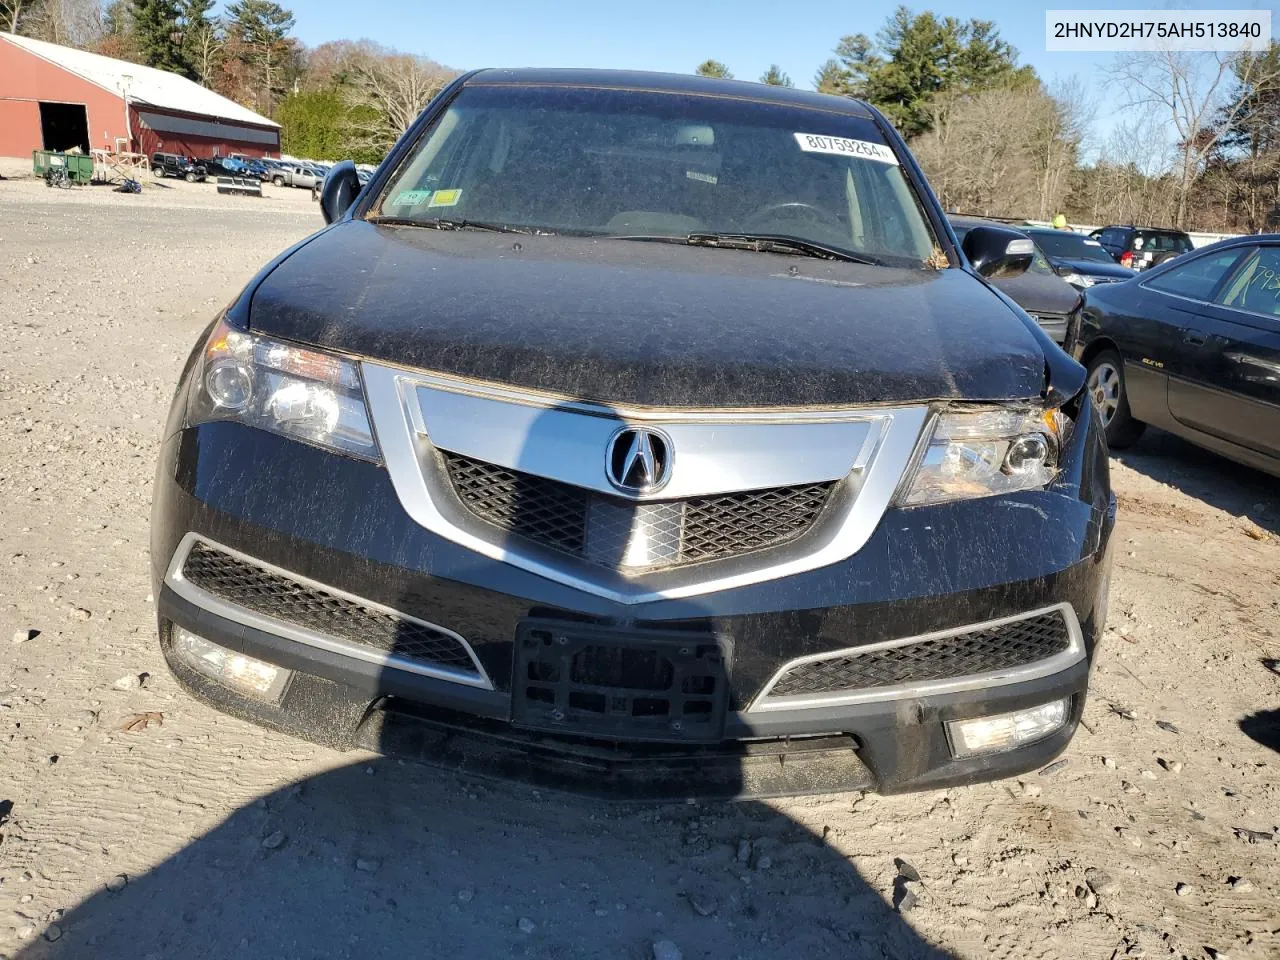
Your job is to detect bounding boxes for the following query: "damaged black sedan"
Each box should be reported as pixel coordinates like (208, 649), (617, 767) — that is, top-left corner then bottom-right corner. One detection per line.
(151, 70), (1114, 799)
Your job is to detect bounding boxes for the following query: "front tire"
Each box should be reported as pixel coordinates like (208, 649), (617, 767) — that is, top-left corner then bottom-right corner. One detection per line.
(272, 175), (284, 186)
(185, 171), (196, 183)
(1087, 349), (1145, 448)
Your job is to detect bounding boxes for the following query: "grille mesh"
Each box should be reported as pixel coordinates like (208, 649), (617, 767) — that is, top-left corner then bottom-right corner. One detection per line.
(441, 452), (833, 569)
(180, 542), (478, 672)
(768, 612), (1072, 697)
(443, 453), (588, 553)
(682, 485), (833, 563)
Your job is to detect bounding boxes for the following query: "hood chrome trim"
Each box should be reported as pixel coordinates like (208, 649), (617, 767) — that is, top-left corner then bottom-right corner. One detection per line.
(362, 362), (929, 605)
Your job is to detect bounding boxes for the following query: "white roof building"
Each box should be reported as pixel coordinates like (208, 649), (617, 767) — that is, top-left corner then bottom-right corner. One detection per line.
(0, 32), (280, 158)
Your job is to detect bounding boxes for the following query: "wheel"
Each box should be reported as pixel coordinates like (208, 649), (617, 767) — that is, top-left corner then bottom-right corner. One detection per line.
(185, 171), (196, 182)
(153, 167), (164, 178)
(1087, 349), (1145, 448)
(273, 175), (284, 186)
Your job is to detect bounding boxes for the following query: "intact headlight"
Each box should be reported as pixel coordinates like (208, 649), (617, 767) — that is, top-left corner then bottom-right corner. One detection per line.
(1060, 272), (1095, 288)
(897, 406), (1070, 507)
(187, 318), (380, 461)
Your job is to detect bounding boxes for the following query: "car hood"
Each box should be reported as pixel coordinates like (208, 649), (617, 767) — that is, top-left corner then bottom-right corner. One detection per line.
(247, 221), (1048, 408)
(1049, 256), (1135, 280)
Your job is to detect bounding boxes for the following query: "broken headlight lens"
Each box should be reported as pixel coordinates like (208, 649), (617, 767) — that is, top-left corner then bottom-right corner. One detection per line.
(188, 318), (380, 461)
(897, 406), (1069, 507)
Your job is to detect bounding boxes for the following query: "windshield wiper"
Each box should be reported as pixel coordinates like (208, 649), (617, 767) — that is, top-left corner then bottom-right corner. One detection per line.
(612, 232), (880, 265)
(367, 216), (538, 234)
(688, 233), (881, 265)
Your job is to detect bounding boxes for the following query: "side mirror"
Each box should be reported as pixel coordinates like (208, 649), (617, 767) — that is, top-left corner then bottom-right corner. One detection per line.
(962, 225), (1034, 280)
(320, 159), (362, 225)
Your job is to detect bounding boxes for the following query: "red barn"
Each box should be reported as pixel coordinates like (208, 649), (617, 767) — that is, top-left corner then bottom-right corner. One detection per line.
(0, 33), (280, 160)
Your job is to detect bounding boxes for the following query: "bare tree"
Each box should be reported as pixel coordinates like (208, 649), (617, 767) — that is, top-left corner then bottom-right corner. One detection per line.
(342, 47), (452, 153)
(188, 16), (222, 87)
(1112, 47), (1280, 227)
(1032, 78), (1091, 220)
(911, 85), (1079, 219)
(9, 0), (102, 44)
(2, 0), (28, 32)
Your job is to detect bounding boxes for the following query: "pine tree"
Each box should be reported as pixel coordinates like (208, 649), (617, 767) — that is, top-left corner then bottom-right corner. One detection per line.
(695, 60), (732, 80)
(760, 65), (793, 87)
(820, 5), (1033, 136)
(226, 0), (297, 114)
(130, 0), (189, 74)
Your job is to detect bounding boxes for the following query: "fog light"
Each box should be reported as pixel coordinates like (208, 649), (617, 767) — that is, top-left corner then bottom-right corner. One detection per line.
(173, 627), (289, 701)
(946, 699), (1068, 758)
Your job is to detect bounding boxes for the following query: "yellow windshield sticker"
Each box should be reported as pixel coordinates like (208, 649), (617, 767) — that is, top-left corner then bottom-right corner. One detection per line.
(428, 188), (462, 207)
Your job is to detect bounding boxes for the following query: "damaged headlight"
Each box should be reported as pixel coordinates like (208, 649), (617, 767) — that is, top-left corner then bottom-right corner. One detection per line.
(187, 318), (380, 461)
(896, 406), (1070, 507)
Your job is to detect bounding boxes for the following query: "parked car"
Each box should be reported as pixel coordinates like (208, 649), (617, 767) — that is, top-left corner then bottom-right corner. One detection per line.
(271, 164), (322, 189)
(1095, 225), (1195, 271)
(1024, 227), (1136, 289)
(1076, 235), (1280, 475)
(151, 152), (206, 182)
(152, 68), (1114, 799)
(950, 217), (1082, 346)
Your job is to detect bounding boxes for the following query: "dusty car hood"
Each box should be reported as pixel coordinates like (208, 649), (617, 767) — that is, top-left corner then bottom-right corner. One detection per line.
(247, 221), (1048, 408)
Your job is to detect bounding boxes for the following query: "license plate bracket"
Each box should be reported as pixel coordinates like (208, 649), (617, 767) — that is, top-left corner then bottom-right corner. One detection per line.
(512, 620), (730, 743)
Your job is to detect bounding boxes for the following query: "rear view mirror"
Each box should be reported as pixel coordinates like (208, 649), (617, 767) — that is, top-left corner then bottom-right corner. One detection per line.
(962, 225), (1034, 280)
(320, 159), (362, 225)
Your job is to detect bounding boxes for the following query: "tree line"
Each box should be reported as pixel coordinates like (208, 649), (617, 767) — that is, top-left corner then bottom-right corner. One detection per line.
(2, 0), (454, 163)
(698, 6), (1280, 233)
(5, 2), (1276, 231)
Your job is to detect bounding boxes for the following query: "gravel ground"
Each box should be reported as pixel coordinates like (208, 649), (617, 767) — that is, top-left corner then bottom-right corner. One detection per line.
(0, 176), (1277, 960)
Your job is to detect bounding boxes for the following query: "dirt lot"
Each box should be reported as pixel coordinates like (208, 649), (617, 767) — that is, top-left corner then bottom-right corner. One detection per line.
(0, 174), (1277, 960)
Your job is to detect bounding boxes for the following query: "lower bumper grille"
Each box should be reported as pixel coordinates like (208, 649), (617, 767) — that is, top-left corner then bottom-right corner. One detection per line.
(442, 451), (833, 569)
(765, 610), (1074, 699)
(179, 541), (481, 675)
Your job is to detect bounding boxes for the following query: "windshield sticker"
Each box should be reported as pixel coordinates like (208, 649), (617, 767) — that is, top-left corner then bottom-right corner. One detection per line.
(794, 133), (898, 165)
(392, 189), (432, 206)
(428, 188), (462, 207)
(686, 170), (718, 184)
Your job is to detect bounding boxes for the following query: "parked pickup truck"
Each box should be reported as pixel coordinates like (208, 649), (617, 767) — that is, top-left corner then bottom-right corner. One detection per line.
(270, 164), (322, 189)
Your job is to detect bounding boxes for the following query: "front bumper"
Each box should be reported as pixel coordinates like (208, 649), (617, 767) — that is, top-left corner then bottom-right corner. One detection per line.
(151, 403), (1114, 798)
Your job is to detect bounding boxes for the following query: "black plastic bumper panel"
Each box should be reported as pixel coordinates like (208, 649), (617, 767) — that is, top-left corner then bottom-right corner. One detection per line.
(512, 620), (730, 743)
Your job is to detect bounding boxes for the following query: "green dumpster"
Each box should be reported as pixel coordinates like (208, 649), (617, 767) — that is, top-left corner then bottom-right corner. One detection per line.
(32, 150), (94, 185)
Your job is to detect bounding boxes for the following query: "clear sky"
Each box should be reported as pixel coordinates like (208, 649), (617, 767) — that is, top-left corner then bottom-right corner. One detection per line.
(285, 0), (1276, 151)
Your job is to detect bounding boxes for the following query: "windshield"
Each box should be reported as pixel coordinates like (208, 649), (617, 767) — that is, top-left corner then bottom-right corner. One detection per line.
(1030, 231), (1114, 263)
(374, 84), (938, 266)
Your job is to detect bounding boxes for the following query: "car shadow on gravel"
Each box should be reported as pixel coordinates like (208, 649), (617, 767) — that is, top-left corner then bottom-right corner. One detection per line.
(12, 758), (948, 960)
(1240, 708), (1280, 754)
(1111, 428), (1279, 536)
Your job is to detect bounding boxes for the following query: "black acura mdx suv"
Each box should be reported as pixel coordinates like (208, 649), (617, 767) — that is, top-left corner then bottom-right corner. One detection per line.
(152, 70), (1115, 798)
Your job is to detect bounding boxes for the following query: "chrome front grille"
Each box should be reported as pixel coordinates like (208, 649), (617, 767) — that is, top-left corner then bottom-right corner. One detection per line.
(765, 611), (1073, 700)
(179, 541), (481, 675)
(442, 451), (834, 570)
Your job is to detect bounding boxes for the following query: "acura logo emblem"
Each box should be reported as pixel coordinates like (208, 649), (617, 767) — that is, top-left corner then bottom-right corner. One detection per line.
(606, 427), (672, 494)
